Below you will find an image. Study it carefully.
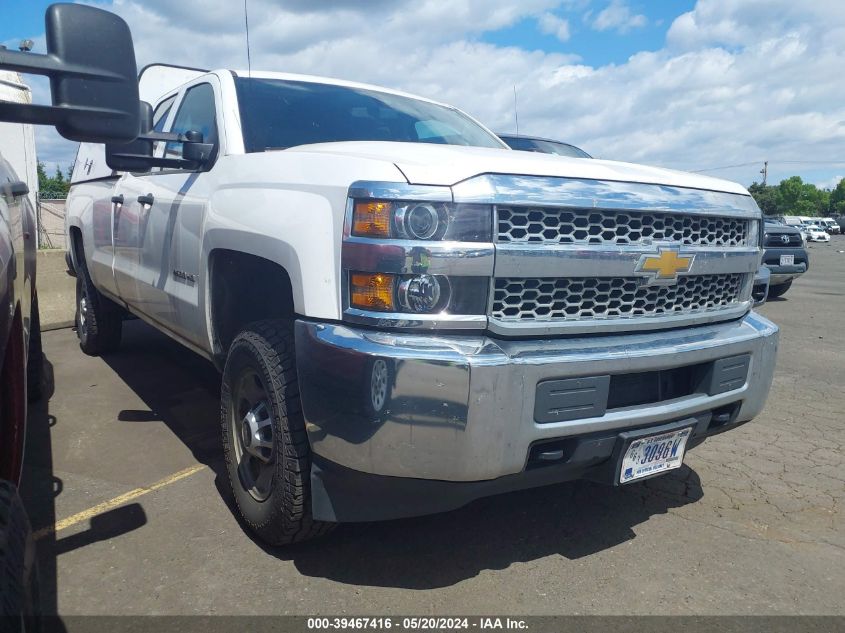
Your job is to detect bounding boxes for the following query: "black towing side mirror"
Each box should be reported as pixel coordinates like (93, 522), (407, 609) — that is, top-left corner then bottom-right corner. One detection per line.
(182, 131), (214, 165)
(106, 115), (214, 172)
(0, 3), (140, 143)
(105, 101), (155, 172)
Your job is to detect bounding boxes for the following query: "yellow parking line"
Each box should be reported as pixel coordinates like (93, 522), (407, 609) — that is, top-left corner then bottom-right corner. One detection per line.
(32, 463), (206, 541)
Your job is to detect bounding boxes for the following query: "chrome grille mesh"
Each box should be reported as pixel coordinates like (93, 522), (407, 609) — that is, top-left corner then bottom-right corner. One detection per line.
(497, 207), (749, 247)
(492, 274), (747, 322)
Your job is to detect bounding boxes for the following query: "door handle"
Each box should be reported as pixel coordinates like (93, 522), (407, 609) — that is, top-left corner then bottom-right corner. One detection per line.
(112, 194), (124, 238)
(137, 193), (154, 206)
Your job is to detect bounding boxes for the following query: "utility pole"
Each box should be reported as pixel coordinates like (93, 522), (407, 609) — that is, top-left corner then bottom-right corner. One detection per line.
(760, 161), (768, 186)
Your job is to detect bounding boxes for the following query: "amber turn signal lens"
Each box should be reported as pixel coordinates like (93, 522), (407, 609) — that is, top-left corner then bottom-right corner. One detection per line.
(350, 273), (396, 311)
(352, 201), (393, 237)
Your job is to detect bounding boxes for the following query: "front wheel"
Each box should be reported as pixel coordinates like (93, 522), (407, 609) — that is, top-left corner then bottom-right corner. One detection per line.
(221, 320), (334, 545)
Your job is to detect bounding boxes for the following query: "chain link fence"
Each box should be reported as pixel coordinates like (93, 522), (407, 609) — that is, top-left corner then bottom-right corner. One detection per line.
(36, 190), (67, 250)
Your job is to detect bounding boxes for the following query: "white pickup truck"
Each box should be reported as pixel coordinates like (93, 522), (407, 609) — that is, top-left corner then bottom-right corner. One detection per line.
(67, 65), (779, 545)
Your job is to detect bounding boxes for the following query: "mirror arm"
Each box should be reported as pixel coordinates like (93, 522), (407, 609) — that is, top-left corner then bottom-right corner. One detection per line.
(0, 102), (128, 125)
(107, 152), (197, 169)
(0, 48), (125, 81)
(136, 131), (188, 142)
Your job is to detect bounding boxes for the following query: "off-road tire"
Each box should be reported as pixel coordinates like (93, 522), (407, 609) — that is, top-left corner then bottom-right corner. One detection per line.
(26, 294), (42, 402)
(0, 480), (39, 629)
(75, 263), (122, 356)
(221, 320), (335, 545)
(767, 280), (793, 299)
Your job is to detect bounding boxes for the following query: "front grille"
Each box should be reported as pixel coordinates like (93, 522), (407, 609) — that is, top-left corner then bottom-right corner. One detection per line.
(764, 232), (802, 247)
(492, 274), (747, 322)
(497, 206), (750, 247)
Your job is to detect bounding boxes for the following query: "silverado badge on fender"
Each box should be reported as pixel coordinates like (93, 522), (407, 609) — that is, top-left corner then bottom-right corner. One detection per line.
(635, 246), (695, 285)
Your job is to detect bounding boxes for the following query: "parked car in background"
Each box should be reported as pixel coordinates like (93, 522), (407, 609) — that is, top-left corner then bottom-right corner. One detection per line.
(498, 134), (592, 158)
(761, 221), (809, 298)
(804, 224), (831, 242)
(817, 218), (840, 234)
(0, 150), (42, 627)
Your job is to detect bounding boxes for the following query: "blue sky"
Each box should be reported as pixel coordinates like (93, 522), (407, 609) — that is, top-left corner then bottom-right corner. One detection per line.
(482, 1), (697, 67)
(3, 0), (844, 191)
(1, 0), (694, 67)
(1, 1), (51, 46)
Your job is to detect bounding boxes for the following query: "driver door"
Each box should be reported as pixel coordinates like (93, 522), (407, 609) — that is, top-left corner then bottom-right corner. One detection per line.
(116, 81), (220, 347)
(111, 94), (176, 307)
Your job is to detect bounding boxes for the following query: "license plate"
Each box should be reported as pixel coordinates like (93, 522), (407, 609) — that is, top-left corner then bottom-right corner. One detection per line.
(780, 254), (794, 266)
(620, 427), (692, 484)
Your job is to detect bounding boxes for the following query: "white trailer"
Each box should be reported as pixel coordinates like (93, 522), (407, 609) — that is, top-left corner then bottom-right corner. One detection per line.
(0, 71), (37, 214)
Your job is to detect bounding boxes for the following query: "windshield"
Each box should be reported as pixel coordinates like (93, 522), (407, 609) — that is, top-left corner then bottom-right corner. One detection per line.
(234, 77), (505, 152)
(499, 135), (592, 158)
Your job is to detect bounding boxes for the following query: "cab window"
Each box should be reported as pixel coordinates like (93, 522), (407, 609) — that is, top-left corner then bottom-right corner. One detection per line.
(150, 95), (176, 161)
(152, 95), (176, 131)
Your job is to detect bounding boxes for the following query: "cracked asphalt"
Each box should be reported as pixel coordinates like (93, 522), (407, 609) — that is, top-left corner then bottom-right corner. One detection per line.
(21, 238), (845, 616)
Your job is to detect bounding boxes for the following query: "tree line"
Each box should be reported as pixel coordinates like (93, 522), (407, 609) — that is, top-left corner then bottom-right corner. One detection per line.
(36, 161), (72, 199)
(749, 176), (845, 218)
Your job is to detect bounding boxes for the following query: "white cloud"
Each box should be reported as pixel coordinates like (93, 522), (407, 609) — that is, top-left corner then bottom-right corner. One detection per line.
(591, 0), (647, 34)
(22, 0), (845, 190)
(813, 175), (844, 191)
(538, 12), (571, 42)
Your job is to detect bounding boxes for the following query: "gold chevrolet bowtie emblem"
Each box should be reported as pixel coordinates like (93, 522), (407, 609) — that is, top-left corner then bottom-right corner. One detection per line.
(635, 247), (694, 285)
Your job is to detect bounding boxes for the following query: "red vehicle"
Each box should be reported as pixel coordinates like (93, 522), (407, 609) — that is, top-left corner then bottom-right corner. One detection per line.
(0, 152), (42, 621)
(0, 3), (141, 622)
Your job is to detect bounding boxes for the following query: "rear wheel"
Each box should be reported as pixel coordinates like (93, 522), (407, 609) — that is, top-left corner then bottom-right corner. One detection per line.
(767, 279), (793, 299)
(75, 265), (122, 356)
(221, 320), (334, 545)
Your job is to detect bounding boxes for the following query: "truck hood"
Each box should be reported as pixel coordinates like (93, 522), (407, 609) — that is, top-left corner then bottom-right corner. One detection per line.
(284, 141), (750, 196)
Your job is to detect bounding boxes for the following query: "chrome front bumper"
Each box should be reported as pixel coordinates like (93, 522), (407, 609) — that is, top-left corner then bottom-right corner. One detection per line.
(295, 312), (778, 483)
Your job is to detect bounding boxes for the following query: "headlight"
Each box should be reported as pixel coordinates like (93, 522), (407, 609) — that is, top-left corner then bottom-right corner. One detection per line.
(398, 274), (445, 312)
(349, 272), (487, 315)
(396, 203), (441, 240)
(344, 186), (493, 328)
(352, 200), (493, 242)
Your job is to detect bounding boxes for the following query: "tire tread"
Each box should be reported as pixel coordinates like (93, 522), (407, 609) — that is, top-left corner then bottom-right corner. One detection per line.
(221, 320), (334, 545)
(75, 260), (122, 356)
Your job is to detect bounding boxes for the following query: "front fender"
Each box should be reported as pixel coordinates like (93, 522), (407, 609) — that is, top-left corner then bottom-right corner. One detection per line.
(205, 186), (343, 320)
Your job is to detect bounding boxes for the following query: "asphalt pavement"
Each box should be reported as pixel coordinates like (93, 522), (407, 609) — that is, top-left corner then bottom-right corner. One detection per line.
(21, 237), (845, 616)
